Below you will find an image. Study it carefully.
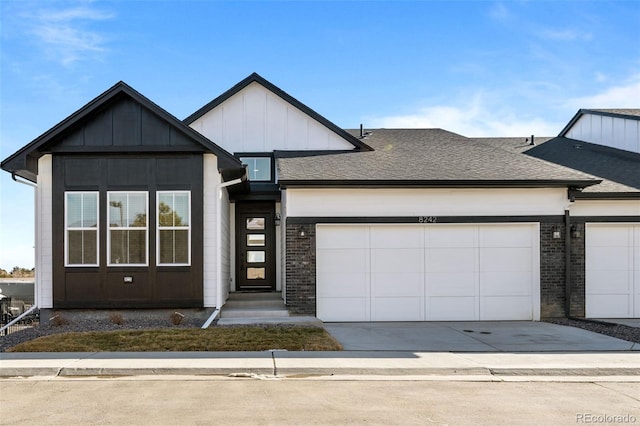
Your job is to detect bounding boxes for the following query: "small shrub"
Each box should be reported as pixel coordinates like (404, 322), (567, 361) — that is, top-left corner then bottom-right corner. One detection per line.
(170, 311), (185, 326)
(49, 314), (68, 327)
(108, 312), (124, 325)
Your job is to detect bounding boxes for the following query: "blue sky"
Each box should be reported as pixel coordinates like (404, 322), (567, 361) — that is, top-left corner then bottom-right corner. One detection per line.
(1, 0), (639, 270)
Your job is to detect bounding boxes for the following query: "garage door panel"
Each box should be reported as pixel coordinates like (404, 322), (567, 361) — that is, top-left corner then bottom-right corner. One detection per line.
(480, 274), (531, 297)
(480, 248), (531, 272)
(479, 226), (532, 247)
(427, 226), (477, 247)
(317, 249), (366, 272)
(371, 248), (423, 273)
(586, 295), (633, 318)
(317, 273), (367, 298)
(428, 297), (477, 321)
(428, 272), (477, 297)
(371, 273), (423, 297)
(586, 224), (639, 319)
(318, 298), (368, 322)
(587, 246), (630, 271)
(481, 296), (532, 320)
(586, 270), (631, 294)
(587, 226), (631, 246)
(428, 248), (477, 272)
(372, 297), (423, 321)
(370, 226), (423, 248)
(316, 226), (368, 249)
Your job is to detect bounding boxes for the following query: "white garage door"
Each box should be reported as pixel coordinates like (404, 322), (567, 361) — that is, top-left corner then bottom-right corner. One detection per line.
(316, 224), (540, 322)
(586, 224), (640, 318)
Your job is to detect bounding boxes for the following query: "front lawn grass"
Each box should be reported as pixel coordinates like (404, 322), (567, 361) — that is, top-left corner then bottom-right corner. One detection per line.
(7, 325), (343, 352)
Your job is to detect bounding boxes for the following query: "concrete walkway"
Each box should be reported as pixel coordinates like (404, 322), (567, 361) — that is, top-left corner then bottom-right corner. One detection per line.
(2, 351), (640, 378)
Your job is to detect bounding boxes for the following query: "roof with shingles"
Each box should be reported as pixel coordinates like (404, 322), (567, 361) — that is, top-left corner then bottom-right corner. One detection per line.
(277, 129), (600, 188)
(476, 136), (640, 195)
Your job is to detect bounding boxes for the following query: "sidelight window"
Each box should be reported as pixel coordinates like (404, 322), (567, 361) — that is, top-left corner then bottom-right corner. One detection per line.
(65, 192), (99, 266)
(108, 192), (148, 266)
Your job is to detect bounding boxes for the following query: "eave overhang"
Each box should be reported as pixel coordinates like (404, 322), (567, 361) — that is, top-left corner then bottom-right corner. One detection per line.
(278, 179), (603, 189)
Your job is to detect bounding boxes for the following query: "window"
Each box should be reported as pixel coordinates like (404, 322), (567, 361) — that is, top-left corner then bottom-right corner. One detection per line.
(239, 157), (272, 181)
(157, 191), (191, 265)
(108, 192), (148, 266)
(65, 192), (99, 266)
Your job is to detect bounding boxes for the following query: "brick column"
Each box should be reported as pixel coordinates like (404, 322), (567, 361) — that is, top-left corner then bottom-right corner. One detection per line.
(569, 223), (586, 317)
(285, 223), (316, 315)
(539, 222), (566, 318)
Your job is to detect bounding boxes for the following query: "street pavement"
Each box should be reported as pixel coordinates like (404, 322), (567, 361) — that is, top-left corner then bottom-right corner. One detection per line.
(1, 321), (639, 379)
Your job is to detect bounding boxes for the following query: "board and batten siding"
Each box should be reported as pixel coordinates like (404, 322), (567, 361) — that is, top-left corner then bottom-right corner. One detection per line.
(566, 113), (640, 154)
(285, 188), (570, 218)
(189, 82), (354, 153)
(36, 155), (53, 308)
(203, 154), (220, 307)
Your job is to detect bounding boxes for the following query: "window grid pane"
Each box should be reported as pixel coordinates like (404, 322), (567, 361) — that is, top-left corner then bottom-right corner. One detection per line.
(108, 192), (148, 266)
(157, 191), (190, 265)
(65, 192), (98, 266)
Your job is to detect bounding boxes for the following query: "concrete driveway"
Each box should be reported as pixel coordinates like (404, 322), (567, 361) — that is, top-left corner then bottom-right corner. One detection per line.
(323, 321), (639, 352)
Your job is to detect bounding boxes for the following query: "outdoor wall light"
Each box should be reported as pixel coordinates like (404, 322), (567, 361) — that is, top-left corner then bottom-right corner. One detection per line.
(552, 227), (562, 239)
(571, 225), (581, 239)
(274, 213), (281, 227)
(299, 230), (306, 238)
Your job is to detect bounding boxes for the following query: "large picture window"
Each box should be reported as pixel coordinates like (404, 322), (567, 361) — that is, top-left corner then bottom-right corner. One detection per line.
(157, 191), (190, 265)
(108, 192), (148, 266)
(65, 192), (99, 266)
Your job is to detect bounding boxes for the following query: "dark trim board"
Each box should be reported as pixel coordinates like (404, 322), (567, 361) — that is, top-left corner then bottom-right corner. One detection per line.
(286, 215), (566, 224)
(572, 216), (640, 223)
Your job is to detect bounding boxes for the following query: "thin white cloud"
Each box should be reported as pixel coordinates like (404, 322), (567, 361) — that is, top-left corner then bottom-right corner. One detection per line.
(539, 29), (593, 42)
(25, 2), (115, 67)
(488, 2), (511, 22)
(366, 94), (562, 138)
(565, 74), (640, 109)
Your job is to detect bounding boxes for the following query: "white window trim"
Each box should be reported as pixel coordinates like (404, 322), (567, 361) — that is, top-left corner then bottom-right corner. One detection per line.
(64, 191), (99, 267)
(156, 191), (191, 266)
(107, 191), (149, 267)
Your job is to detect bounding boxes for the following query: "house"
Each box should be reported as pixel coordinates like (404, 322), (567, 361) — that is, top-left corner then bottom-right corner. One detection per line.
(2, 74), (638, 322)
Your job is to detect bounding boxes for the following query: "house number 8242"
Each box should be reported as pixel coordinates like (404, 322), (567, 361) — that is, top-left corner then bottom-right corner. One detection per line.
(418, 216), (438, 223)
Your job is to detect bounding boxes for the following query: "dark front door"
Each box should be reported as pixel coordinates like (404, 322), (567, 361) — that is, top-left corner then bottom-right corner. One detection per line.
(235, 202), (276, 291)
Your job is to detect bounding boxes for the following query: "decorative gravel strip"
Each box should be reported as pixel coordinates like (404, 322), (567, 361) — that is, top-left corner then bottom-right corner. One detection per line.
(546, 318), (640, 344)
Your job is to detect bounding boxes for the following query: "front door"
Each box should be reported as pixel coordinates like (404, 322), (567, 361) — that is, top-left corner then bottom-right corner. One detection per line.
(235, 202), (276, 291)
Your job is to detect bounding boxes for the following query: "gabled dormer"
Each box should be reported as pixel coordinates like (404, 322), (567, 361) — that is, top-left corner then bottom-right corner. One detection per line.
(559, 109), (640, 154)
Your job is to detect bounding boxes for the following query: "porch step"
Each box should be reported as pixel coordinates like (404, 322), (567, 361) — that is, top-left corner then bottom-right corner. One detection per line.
(220, 292), (289, 319)
(217, 316), (322, 326)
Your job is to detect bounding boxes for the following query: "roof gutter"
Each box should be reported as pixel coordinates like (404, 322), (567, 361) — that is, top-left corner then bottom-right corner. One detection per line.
(278, 179), (602, 189)
(12, 172), (37, 188)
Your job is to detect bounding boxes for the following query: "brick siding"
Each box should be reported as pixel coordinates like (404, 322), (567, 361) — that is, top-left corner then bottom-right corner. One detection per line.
(285, 223), (316, 315)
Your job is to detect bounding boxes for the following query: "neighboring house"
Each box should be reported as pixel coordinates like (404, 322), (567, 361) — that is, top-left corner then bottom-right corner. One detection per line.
(2, 74), (638, 321)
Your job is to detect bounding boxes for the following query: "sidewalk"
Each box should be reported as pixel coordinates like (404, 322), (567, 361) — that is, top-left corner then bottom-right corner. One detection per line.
(2, 351), (640, 378)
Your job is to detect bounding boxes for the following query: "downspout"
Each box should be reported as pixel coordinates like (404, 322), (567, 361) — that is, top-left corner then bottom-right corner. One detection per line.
(564, 209), (572, 317)
(11, 173), (39, 310)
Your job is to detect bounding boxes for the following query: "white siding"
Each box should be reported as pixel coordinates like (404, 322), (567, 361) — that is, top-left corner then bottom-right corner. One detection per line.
(36, 155), (53, 308)
(286, 188), (569, 217)
(571, 200), (640, 217)
(566, 113), (640, 154)
(203, 154), (219, 307)
(220, 187), (231, 304)
(189, 82), (354, 153)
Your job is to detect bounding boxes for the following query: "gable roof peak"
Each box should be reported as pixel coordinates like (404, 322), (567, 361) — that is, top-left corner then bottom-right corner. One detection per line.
(184, 73), (373, 151)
